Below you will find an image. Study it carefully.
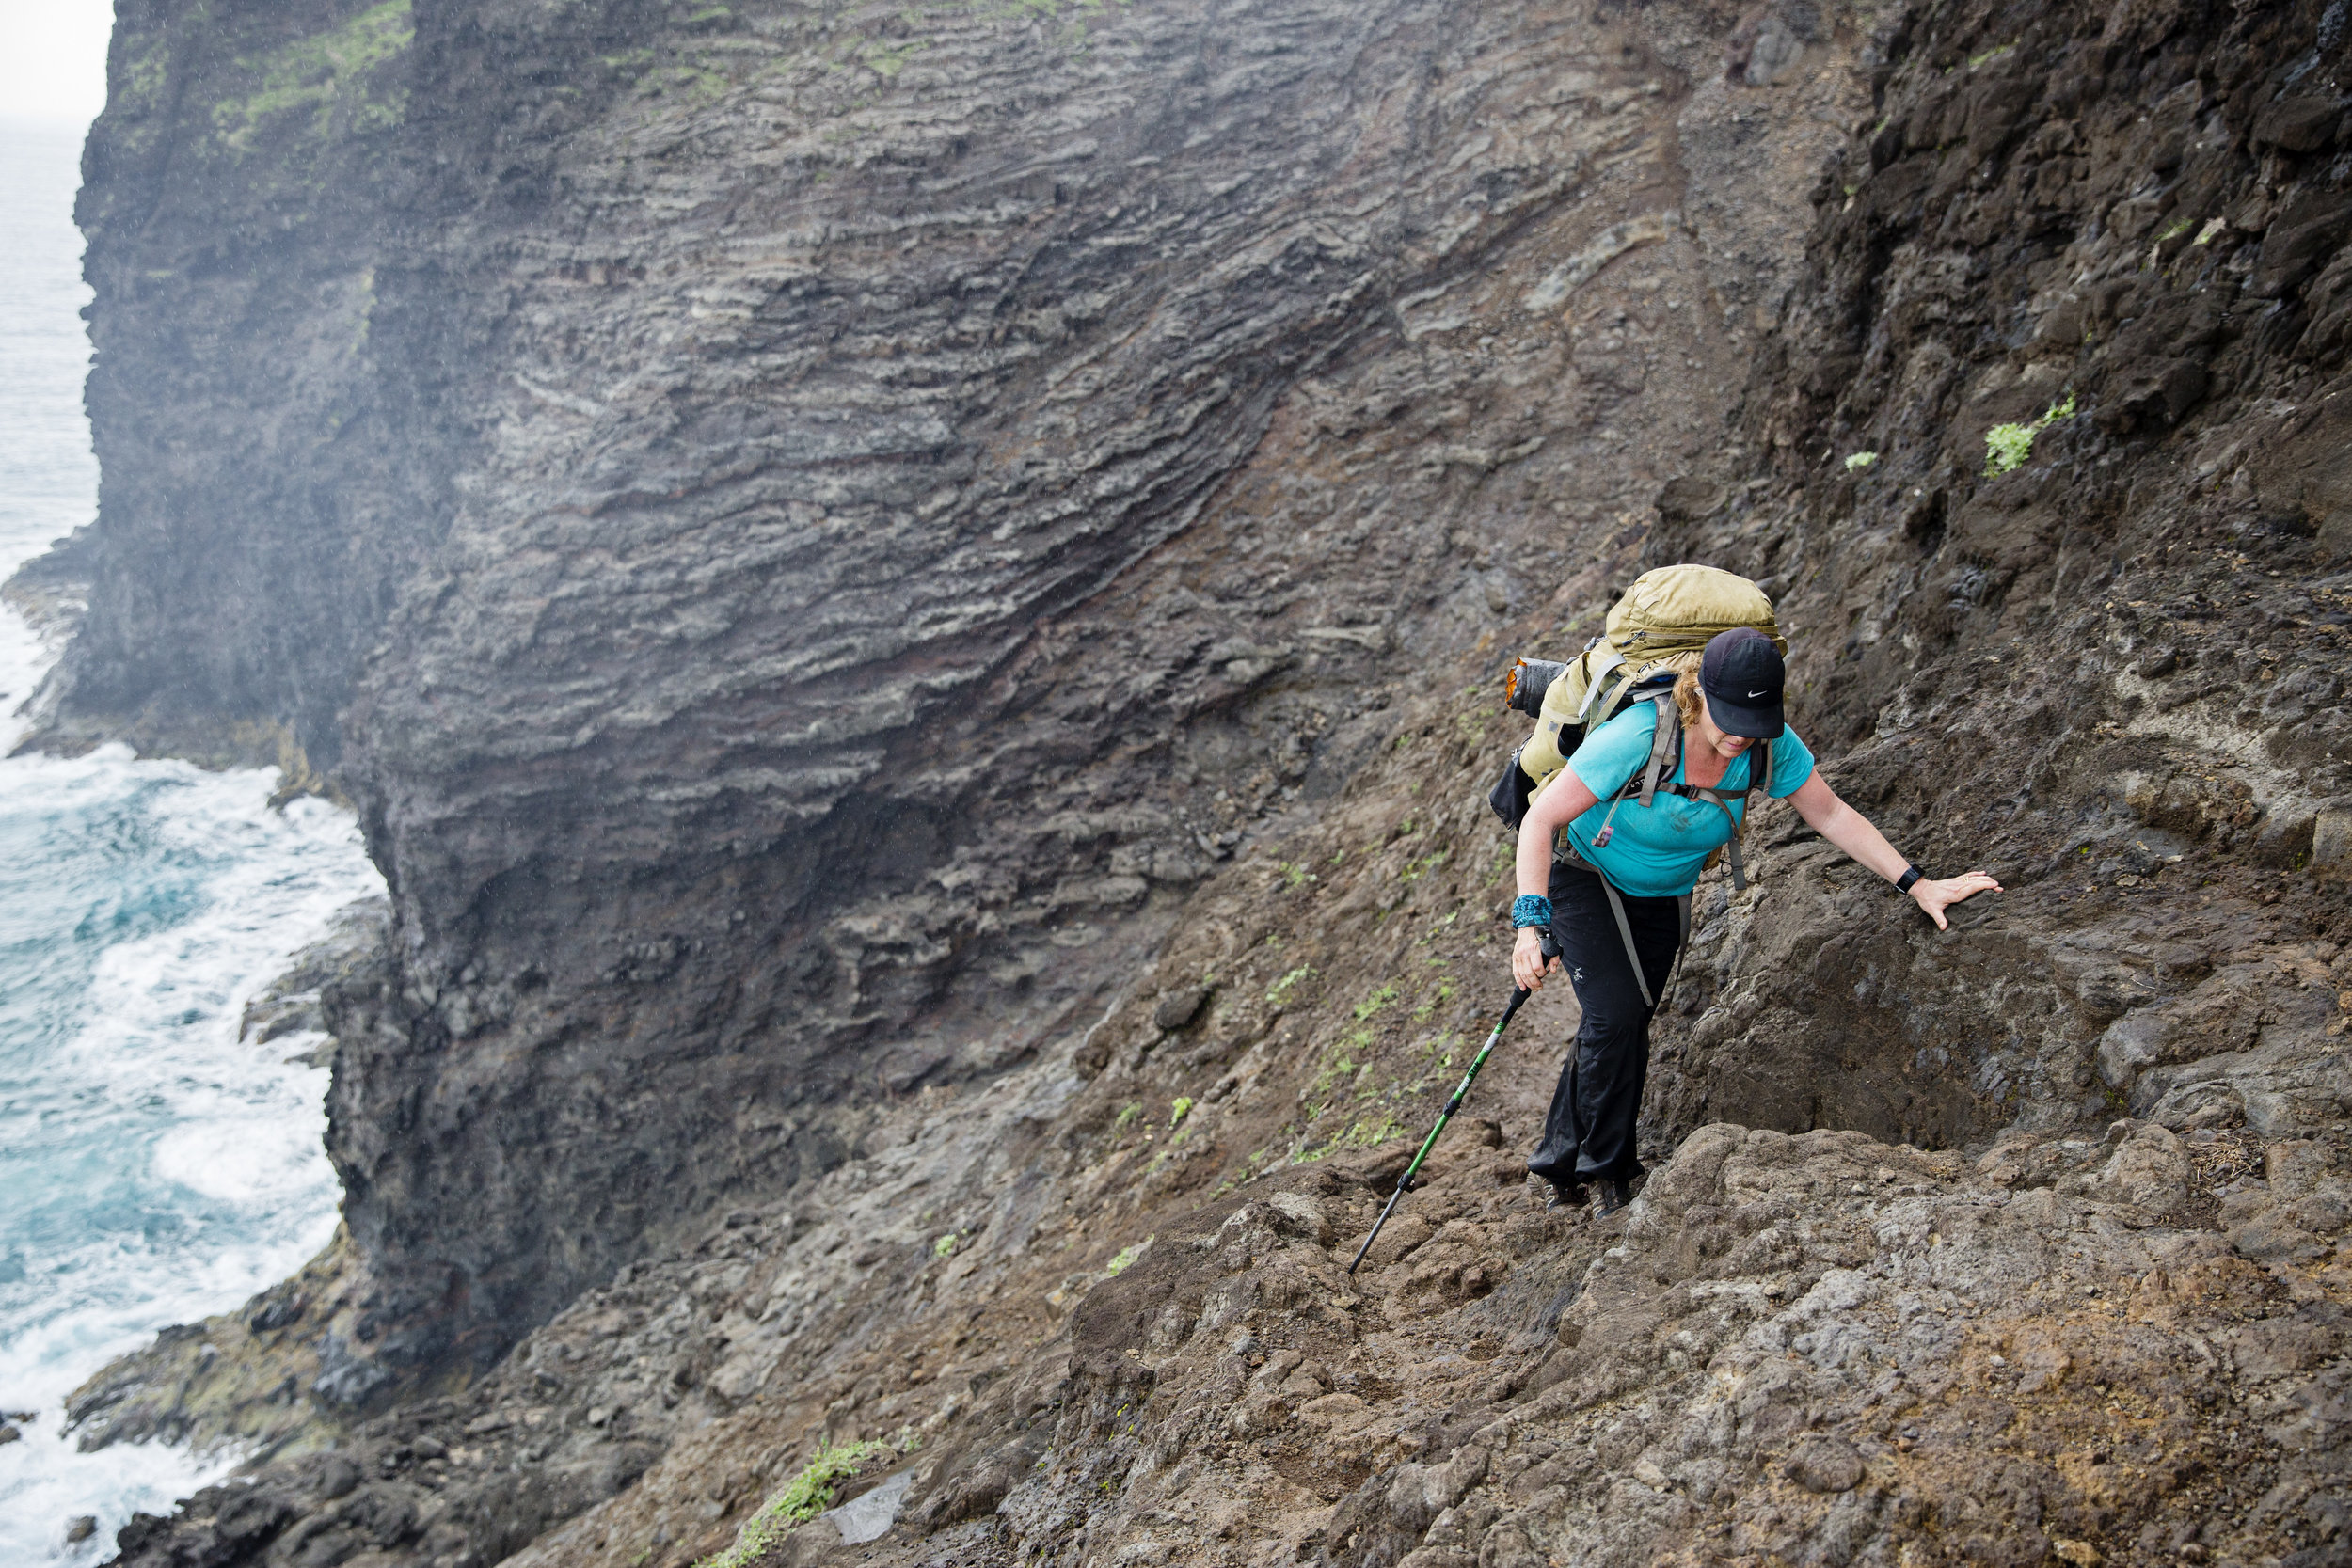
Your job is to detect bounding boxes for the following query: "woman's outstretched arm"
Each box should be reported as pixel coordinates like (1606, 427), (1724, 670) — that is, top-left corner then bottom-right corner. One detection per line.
(1787, 773), (2001, 930)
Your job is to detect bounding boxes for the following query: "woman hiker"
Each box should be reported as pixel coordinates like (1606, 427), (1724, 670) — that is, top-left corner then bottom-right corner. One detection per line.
(1508, 626), (2001, 1214)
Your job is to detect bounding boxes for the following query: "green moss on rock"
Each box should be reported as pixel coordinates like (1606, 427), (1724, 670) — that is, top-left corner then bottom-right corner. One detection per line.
(212, 0), (414, 151)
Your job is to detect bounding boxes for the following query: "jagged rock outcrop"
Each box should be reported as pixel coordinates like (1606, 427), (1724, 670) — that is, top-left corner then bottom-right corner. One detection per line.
(101, 673), (2352, 1560)
(39, 0), (2352, 1560)
(1643, 0), (2352, 1151)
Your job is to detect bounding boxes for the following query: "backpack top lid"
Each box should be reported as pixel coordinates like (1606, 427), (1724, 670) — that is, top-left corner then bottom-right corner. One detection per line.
(1604, 563), (1787, 660)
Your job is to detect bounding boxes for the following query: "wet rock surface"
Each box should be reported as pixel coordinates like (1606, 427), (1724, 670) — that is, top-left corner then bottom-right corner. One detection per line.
(34, 0), (2352, 1560)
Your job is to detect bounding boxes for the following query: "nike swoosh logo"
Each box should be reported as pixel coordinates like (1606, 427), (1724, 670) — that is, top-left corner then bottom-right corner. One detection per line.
(1747, 689), (1768, 698)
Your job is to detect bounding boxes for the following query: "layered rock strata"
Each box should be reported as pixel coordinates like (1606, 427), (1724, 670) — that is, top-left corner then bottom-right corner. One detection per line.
(48, 0), (1867, 1389)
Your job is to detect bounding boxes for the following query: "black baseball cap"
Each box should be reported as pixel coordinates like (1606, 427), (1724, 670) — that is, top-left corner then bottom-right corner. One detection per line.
(1701, 628), (1786, 738)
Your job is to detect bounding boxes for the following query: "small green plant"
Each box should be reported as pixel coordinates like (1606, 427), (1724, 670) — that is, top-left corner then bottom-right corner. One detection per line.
(1844, 451), (1879, 471)
(933, 1232), (958, 1258)
(1277, 860), (1316, 890)
(1352, 983), (1400, 1021)
(1267, 966), (1315, 1005)
(1290, 1111), (1407, 1166)
(1983, 422), (2033, 473)
(1982, 391), (2076, 477)
(1113, 1101), (1142, 1131)
(1105, 1236), (1153, 1275)
(1306, 1034), (1373, 1105)
(698, 1439), (895, 1565)
(1168, 1097), (1194, 1128)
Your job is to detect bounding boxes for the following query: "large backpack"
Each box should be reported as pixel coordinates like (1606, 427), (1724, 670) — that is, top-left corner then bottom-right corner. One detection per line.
(1489, 562), (1786, 882)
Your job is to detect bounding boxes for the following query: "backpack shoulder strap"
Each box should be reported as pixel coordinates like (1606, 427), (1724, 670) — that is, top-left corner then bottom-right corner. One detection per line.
(1587, 696), (1675, 851)
(1636, 696), (1678, 808)
(1670, 734), (1774, 893)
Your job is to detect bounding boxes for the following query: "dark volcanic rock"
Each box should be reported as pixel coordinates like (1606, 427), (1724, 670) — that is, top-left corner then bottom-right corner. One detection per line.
(1647, 0), (2352, 1161)
(1152, 987), (1212, 1033)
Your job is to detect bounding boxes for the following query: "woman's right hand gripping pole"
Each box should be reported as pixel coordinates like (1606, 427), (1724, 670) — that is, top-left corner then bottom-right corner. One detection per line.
(1513, 926), (1564, 991)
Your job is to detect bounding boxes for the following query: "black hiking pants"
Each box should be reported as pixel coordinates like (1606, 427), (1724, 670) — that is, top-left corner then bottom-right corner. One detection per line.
(1526, 860), (1683, 1191)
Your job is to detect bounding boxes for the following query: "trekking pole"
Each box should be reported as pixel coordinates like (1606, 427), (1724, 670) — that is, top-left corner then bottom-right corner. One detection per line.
(1347, 929), (1558, 1275)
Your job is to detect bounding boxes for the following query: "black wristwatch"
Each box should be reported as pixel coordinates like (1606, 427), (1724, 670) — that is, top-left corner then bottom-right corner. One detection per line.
(1895, 865), (1923, 895)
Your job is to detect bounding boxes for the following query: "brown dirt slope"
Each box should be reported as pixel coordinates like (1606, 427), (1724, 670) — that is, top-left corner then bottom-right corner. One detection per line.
(107, 680), (2352, 1566)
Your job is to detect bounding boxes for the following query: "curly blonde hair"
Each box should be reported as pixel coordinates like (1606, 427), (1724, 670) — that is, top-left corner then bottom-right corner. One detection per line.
(1656, 653), (1705, 730)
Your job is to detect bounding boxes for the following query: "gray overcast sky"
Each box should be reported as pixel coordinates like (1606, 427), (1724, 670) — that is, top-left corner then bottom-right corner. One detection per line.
(1, 0), (117, 127)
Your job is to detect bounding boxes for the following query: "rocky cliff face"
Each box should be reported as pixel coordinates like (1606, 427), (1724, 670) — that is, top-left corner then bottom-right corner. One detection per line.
(32, 0), (2352, 1560)
(52, 0), (1866, 1389)
(1646, 0), (2352, 1157)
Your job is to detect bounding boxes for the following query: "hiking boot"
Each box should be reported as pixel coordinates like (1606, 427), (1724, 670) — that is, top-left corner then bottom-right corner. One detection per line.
(1597, 1180), (1633, 1215)
(1543, 1180), (1588, 1212)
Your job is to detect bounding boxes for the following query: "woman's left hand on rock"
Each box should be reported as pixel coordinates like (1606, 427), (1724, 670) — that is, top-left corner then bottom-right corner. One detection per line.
(1911, 870), (2003, 930)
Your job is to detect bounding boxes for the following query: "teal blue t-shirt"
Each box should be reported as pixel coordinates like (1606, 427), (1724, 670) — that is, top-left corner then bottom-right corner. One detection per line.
(1556, 704), (1817, 896)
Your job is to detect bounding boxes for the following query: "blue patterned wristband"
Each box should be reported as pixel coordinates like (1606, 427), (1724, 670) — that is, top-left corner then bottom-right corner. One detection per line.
(1510, 894), (1553, 929)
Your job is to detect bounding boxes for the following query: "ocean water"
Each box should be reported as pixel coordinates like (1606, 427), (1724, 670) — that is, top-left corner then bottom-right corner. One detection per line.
(0, 120), (386, 1560)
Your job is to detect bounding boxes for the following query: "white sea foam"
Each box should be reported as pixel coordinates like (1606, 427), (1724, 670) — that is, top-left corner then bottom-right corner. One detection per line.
(0, 119), (387, 1560)
(0, 742), (379, 1560)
